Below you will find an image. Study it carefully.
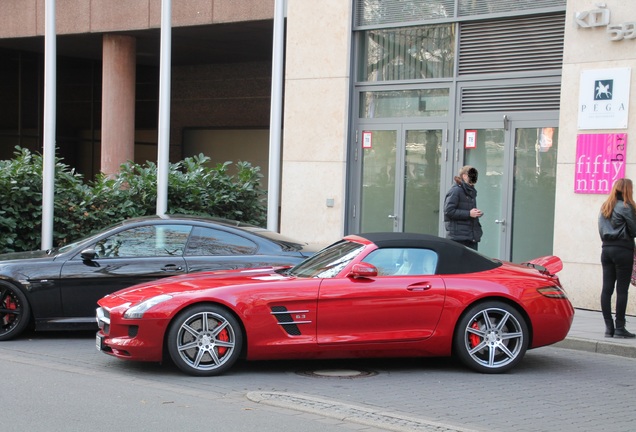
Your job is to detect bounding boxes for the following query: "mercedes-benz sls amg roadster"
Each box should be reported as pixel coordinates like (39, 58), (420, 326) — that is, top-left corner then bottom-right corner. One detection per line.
(96, 233), (574, 376)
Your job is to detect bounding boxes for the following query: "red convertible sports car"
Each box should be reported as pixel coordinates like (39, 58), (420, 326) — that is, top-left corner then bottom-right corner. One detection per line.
(96, 233), (574, 375)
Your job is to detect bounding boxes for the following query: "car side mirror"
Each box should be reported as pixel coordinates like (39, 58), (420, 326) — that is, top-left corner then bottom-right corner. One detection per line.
(348, 262), (378, 279)
(80, 248), (97, 261)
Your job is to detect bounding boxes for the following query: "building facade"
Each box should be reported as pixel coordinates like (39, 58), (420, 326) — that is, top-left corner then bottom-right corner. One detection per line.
(0, 0), (635, 314)
(283, 0), (636, 315)
(0, 0), (275, 180)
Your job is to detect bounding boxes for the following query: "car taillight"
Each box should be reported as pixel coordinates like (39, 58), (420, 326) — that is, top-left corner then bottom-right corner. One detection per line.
(537, 286), (568, 299)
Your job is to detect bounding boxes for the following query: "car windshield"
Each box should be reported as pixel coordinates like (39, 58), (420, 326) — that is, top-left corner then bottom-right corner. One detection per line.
(287, 240), (365, 278)
(56, 222), (125, 254)
(247, 228), (310, 252)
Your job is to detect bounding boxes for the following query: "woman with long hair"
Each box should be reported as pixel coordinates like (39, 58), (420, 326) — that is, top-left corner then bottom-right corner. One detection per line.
(598, 178), (636, 338)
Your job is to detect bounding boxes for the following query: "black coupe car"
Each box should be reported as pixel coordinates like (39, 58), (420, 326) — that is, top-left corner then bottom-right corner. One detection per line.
(0, 215), (317, 340)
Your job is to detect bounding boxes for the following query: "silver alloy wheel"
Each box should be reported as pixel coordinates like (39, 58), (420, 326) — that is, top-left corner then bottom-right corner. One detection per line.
(169, 306), (241, 375)
(463, 307), (524, 369)
(454, 301), (528, 373)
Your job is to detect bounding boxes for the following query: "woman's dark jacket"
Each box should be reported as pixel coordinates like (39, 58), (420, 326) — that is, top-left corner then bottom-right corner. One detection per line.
(443, 178), (483, 243)
(598, 199), (636, 250)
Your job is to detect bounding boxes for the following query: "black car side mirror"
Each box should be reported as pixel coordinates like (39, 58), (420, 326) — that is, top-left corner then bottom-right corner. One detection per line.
(80, 248), (97, 261)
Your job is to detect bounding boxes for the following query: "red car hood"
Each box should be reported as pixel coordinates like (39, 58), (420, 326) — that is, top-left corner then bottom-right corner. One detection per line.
(106, 267), (291, 303)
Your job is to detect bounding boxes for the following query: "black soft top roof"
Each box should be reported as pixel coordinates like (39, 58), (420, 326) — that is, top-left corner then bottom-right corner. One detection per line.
(357, 232), (500, 275)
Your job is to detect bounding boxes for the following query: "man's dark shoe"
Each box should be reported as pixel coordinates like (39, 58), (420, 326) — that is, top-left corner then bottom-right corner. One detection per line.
(614, 327), (636, 338)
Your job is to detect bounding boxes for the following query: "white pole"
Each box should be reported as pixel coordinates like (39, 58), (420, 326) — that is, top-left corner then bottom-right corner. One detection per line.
(156, 0), (172, 216)
(267, 0), (285, 231)
(41, 0), (56, 250)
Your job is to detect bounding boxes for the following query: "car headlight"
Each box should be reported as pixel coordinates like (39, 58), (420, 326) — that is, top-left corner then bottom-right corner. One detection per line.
(123, 294), (173, 319)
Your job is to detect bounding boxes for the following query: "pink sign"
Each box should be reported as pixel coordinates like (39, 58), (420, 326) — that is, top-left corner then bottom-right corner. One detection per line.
(575, 133), (627, 194)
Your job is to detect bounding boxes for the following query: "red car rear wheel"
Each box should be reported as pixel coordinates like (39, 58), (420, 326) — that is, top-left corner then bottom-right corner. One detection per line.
(454, 301), (528, 374)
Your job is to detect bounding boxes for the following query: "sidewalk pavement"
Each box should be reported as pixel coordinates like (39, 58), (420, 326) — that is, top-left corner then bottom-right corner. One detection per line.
(556, 308), (636, 358)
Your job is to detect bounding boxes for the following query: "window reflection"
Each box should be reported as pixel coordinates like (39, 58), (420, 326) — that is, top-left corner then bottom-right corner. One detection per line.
(94, 225), (191, 258)
(359, 24), (455, 82)
(185, 227), (257, 256)
(359, 88), (449, 118)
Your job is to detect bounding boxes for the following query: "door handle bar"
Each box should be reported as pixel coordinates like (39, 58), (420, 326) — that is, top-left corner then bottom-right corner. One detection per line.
(407, 284), (432, 291)
(162, 264), (184, 272)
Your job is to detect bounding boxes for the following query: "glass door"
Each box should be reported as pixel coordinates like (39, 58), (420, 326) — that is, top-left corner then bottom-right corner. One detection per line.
(509, 124), (558, 262)
(458, 121), (558, 261)
(360, 127), (397, 232)
(358, 124), (446, 234)
(458, 123), (507, 258)
(402, 128), (445, 234)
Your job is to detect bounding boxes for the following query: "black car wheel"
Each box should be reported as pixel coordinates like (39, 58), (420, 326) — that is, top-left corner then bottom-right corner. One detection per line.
(454, 301), (528, 374)
(167, 304), (243, 376)
(0, 282), (31, 341)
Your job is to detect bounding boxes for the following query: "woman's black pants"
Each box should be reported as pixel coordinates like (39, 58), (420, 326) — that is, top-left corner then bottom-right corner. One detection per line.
(601, 246), (633, 324)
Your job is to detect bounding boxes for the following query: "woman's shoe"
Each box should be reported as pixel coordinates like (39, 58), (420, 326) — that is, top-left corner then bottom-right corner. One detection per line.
(604, 319), (615, 337)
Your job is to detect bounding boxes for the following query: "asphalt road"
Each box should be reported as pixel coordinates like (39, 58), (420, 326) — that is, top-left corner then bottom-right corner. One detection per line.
(2, 330), (635, 432)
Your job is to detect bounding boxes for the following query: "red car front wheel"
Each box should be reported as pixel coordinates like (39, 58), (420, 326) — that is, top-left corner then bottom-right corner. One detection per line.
(167, 304), (243, 376)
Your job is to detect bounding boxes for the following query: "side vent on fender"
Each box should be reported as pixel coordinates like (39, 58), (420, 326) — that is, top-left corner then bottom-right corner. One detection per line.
(270, 305), (311, 336)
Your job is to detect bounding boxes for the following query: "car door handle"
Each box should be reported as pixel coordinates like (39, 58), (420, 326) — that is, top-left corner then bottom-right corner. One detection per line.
(407, 283), (432, 291)
(162, 264), (184, 272)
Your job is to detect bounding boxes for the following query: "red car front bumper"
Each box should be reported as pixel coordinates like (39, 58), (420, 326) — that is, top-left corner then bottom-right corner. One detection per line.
(96, 307), (168, 362)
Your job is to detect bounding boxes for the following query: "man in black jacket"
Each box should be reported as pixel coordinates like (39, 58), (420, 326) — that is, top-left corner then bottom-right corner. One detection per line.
(443, 166), (483, 250)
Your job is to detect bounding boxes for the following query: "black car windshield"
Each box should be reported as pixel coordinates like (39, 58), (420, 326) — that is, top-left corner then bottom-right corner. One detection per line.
(287, 240), (364, 278)
(56, 222), (124, 254)
(246, 228), (310, 252)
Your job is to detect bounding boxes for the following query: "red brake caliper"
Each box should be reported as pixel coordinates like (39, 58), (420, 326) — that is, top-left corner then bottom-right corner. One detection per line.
(469, 321), (481, 348)
(217, 327), (229, 356)
(2, 295), (17, 326)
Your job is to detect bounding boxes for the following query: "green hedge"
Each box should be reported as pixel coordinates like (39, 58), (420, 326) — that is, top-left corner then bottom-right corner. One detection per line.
(0, 147), (267, 253)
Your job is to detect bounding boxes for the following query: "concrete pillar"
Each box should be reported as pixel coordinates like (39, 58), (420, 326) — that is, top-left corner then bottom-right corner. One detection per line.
(101, 34), (136, 176)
